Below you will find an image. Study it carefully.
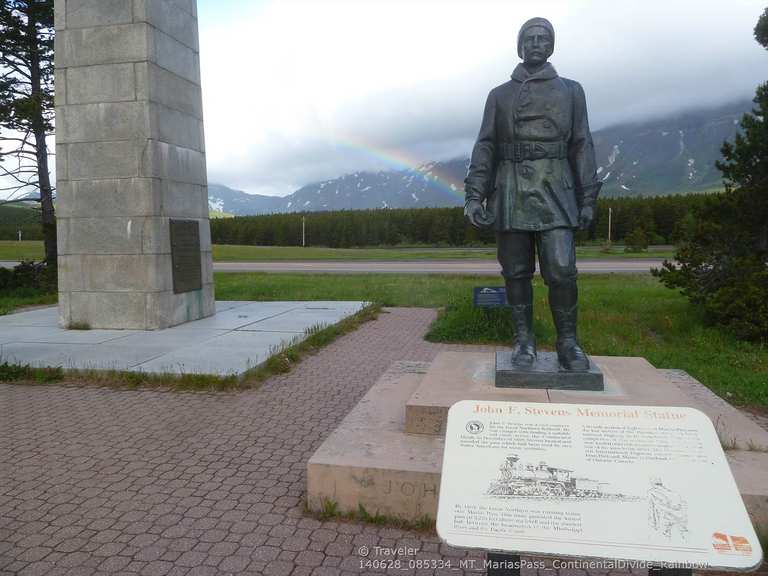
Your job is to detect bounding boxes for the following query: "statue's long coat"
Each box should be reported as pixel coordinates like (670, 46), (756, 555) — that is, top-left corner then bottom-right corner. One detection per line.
(465, 63), (601, 231)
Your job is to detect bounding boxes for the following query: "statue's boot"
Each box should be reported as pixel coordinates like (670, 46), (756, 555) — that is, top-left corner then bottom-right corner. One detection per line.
(549, 282), (589, 371)
(506, 279), (536, 367)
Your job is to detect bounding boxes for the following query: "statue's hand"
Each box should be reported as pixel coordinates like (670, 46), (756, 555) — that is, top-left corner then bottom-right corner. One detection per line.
(465, 199), (489, 229)
(578, 205), (594, 231)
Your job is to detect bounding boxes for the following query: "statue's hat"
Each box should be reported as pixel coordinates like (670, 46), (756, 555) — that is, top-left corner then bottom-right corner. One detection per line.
(517, 17), (555, 58)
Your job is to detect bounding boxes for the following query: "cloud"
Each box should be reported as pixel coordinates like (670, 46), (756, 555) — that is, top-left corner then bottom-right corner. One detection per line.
(198, 0), (767, 195)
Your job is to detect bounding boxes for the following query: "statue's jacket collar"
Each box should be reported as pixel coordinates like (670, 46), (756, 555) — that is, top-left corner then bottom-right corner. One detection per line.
(510, 62), (559, 83)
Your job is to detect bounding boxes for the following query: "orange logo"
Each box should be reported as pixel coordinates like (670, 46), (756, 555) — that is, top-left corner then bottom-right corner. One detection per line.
(712, 533), (731, 552)
(732, 536), (752, 554)
(712, 533), (753, 555)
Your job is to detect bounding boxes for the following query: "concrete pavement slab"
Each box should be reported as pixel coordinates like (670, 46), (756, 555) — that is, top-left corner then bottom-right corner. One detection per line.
(105, 328), (230, 347)
(0, 301), (366, 375)
(240, 309), (358, 333)
(0, 305), (60, 326)
(0, 325), (141, 345)
(133, 331), (306, 375)
(0, 342), (172, 370)
(169, 303), (301, 331)
(210, 300), (248, 312)
(131, 343), (268, 375)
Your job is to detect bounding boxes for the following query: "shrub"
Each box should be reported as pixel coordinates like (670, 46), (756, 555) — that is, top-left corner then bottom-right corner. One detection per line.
(704, 265), (768, 341)
(624, 227), (648, 252)
(0, 260), (56, 293)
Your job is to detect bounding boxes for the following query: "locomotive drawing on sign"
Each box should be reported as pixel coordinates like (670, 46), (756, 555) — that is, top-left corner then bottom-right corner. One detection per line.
(487, 454), (634, 500)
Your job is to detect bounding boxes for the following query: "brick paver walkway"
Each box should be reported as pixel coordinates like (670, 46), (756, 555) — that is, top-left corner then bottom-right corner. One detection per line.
(0, 308), (761, 576)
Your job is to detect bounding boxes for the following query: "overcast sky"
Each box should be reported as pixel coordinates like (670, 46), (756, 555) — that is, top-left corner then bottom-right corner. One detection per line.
(196, 0), (767, 197)
(2, 2), (764, 202)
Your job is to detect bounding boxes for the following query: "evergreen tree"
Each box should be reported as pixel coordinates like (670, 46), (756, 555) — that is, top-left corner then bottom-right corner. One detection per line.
(654, 8), (768, 340)
(756, 7), (768, 48)
(0, 0), (55, 269)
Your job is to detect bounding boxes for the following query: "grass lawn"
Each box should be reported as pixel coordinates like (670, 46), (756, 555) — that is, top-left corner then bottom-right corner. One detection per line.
(215, 244), (672, 261)
(0, 241), (45, 261)
(0, 288), (57, 315)
(0, 240), (672, 262)
(215, 271), (487, 306)
(216, 272), (768, 406)
(576, 246), (673, 259)
(213, 244), (498, 261)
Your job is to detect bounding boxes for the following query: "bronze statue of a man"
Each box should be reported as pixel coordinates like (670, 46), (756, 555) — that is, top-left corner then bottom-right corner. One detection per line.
(465, 17), (601, 371)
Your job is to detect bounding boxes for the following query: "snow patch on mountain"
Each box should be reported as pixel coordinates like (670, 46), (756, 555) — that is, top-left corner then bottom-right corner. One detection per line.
(607, 145), (621, 166)
(209, 197), (225, 212)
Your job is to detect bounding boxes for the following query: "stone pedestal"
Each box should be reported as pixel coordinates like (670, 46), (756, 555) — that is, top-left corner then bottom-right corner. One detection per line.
(54, 0), (214, 330)
(307, 353), (768, 526)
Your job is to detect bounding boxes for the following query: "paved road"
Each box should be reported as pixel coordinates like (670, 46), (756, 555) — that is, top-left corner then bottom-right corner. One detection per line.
(212, 259), (664, 275)
(0, 259), (664, 275)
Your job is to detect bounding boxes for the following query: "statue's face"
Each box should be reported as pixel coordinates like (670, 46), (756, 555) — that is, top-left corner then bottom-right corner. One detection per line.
(521, 25), (553, 65)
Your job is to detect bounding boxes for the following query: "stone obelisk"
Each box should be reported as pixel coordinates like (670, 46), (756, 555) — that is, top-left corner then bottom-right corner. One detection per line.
(55, 0), (214, 330)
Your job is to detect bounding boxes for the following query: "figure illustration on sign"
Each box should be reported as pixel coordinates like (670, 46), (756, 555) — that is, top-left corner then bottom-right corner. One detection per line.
(648, 478), (689, 541)
(487, 454), (632, 500)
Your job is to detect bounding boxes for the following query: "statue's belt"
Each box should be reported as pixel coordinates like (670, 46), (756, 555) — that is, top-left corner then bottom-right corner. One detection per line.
(499, 141), (567, 162)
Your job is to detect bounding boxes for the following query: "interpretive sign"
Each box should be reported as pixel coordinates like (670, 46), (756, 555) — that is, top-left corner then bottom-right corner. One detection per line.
(170, 219), (202, 294)
(473, 287), (508, 308)
(437, 401), (763, 571)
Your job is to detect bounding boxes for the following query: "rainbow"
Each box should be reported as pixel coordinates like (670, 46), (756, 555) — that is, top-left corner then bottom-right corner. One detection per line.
(329, 136), (467, 202)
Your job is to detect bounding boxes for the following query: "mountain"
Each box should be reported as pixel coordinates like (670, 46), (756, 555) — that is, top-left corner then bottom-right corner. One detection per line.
(208, 160), (467, 216)
(209, 100), (752, 215)
(207, 184), (284, 216)
(593, 100), (750, 197)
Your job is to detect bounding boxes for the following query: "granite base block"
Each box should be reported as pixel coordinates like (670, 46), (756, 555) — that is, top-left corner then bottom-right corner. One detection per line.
(307, 353), (768, 525)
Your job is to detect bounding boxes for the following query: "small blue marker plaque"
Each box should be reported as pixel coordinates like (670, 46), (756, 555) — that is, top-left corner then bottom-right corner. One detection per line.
(472, 286), (508, 308)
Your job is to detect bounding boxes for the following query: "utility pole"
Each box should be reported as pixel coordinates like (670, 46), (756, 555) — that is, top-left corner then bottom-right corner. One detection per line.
(302, 216), (306, 247)
(607, 207), (612, 249)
